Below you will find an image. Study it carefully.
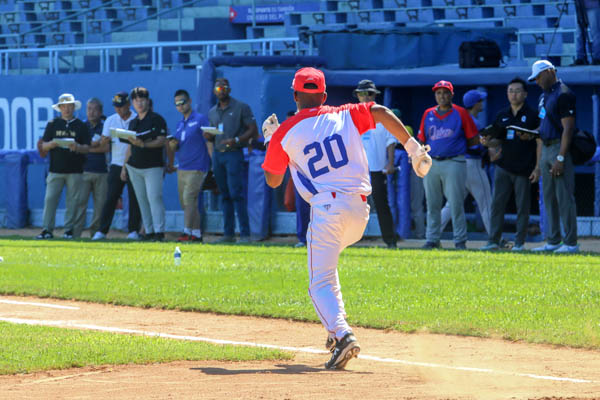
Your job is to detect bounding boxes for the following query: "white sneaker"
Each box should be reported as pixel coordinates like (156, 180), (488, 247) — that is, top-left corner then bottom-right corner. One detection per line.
(127, 231), (140, 240)
(92, 232), (106, 241)
(553, 244), (579, 254)
(480, 242), (499, 251)
(531, 243), (561, 252)
(511, 244), (525, 252)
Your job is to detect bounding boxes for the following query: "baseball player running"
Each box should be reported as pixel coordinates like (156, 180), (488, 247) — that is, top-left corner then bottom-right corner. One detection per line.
(261, 67), (432, 369)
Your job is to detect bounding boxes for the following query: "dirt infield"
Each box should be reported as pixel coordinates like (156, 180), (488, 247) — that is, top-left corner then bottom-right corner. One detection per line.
(1, 295), (600, 400)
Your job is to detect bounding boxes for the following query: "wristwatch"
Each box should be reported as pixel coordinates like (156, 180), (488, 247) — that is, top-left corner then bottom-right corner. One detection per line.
(556, 154), (564, 163)
(234, 136), (240, 144)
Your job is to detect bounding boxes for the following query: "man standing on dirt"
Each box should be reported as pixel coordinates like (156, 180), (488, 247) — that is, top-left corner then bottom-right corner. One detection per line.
(261, 67), (431, 370)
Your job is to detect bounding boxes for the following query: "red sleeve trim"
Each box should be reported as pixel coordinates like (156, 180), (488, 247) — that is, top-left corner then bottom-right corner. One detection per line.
(417, 107), (436, 142)
(455, 105), (478, 139)
(347, 102), (376, 135)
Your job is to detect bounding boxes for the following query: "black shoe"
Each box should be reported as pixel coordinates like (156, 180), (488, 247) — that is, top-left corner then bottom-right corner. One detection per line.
(422, 241), (441, 249)
(386, 242), (397, 249)
(593, 58), (600, 65)
(455, 241), (467, 249)
(325, 335), (336, 352)
(36, 230), (53, 239)
(140, 233), (155, 241)
(153, 232), (165, 242)
(325, 332), (360, 370)
(63, 230), (73, 239)
(570, 58), (588, 66)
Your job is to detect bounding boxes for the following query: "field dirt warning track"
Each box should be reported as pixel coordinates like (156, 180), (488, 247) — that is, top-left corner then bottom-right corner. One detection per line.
(1, 295), (600, 400)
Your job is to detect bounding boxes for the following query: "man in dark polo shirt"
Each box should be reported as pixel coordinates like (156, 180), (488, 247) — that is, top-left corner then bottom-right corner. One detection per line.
(528, 60), (579, 253)
(74, 98), (109, 238)
(36, 93), (91, 239)
(124, 86), (168, 241)
(480, 77), (541, 251)
(205, 78), (258, 243)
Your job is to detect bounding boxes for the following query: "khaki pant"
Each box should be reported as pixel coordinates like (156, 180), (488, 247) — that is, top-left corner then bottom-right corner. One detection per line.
(42, 172), (83, 234)
(177, 169), (206, 231)
(74, 172), (108, 237)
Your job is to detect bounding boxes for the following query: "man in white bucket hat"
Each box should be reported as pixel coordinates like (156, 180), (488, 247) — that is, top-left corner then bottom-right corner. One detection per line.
(36, 93), (91, 240)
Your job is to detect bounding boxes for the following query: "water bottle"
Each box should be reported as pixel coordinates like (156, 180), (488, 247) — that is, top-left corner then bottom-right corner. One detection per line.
(173, 246), (182, 266)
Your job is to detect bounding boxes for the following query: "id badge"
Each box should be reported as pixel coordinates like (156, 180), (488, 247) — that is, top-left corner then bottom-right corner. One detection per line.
(539, 107), (546, 119)
(218, 123), (224, 132)
(506, 129), (515, 140)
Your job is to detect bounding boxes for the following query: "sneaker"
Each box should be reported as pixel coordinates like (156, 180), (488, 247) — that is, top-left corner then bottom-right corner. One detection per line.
(480, 242), (499, 251)
(531, 243), (561, 252)
(554, 244), (579, 254)
(36, 230), (53, 240)
(140, 233), (155, 241)
(294, 241), (306, 248)
(191, 235), (203, 243)
(127, 231), (140, 240)
(422, 241), (441, 249)
(325, 334), (336, 352)
(92, 231), (106, 241)
(324, 332), (361, 370)
(212, 236), (236, 244)
(511, 244), (525, 252)
(386, 242), (397, 249)
(238, 236), (251, 244)
(455, 241), (467, 250)
(177, 233), (191, 242)
(153, 232), (165, 242)
(63, 230), (73, 239)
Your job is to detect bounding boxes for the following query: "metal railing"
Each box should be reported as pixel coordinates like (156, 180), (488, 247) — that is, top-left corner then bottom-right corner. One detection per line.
(0, 37), (312, 74)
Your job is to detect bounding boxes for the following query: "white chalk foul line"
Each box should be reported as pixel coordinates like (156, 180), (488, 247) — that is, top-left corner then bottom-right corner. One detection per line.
(0, 299), (79, 310)
(0, 317), (595, 384)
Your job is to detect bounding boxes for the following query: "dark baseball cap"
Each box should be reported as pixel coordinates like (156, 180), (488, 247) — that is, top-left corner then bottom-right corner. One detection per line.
(112, 91), (129, 107)
(130, 86), (149, 99)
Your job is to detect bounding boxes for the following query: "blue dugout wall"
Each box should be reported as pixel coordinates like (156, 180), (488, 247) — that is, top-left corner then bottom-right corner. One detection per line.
(1, 63), (599, 236)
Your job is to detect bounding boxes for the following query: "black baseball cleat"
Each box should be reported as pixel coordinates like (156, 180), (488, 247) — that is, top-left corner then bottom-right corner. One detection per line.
(325, 335), (336, 352)
(324, 333), (360, 370)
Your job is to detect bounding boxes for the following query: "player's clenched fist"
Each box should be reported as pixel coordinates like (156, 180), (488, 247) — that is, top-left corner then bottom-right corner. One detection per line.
(404, 137), (432, 178)
(262, 113), (279, 144)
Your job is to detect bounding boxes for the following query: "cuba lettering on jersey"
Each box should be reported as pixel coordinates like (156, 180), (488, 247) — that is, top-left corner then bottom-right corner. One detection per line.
(262, 102), (375, 203)
(417, 104), (478, 158)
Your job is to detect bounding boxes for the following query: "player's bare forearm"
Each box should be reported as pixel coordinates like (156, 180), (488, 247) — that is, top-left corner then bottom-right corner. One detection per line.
(559, 116), (575, 157)
(264, 171), (284, 188)
(370, 105), (412, 145)
(240, 122), (259, 143)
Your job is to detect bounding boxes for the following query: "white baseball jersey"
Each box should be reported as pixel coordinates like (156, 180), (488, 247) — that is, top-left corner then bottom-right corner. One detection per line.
(262, 103), (375, 203)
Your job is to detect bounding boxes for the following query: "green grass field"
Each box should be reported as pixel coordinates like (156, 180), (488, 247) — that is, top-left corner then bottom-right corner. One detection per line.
(0, 321), (292, 375)
(1, 238), (599, 353)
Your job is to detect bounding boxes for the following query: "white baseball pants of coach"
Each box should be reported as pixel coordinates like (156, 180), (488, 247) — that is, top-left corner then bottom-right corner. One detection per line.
(307, 191), (370, 340)
(440, 158), (492, 236)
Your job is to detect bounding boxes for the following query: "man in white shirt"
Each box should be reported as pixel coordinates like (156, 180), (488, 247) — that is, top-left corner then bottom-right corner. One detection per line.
(354, 80), (399, 248)
(92, 91), (141, 240)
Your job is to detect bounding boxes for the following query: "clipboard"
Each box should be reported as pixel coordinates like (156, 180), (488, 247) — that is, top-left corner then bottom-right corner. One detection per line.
(506, 125), (540, 137)
(110, 128), (137, 139)
(201, 126), (224, 135)
(52, 138), (75, 148)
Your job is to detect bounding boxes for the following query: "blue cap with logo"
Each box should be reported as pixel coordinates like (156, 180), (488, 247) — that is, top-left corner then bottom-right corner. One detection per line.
(463, 90), (487, 108)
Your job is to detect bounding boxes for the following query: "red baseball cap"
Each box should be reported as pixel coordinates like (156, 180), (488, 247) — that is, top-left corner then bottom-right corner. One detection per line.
(432, 80), (454, 94)
(292, 67), (326, 93)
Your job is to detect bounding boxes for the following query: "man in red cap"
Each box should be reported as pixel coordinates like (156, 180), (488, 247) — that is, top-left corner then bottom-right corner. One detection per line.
(261, 67), (432, 370)
(417, 80), (479, 249)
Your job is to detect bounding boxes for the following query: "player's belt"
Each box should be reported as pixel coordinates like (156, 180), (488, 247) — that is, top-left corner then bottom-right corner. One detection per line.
(431, 155), (456, 161)
(542, 138), (561, 146)
(330, 192), (367, 202)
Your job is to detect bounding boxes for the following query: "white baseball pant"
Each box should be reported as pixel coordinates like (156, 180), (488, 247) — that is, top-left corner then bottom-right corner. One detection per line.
(307, 191), (370, 340)
(441, 158), (492, 235)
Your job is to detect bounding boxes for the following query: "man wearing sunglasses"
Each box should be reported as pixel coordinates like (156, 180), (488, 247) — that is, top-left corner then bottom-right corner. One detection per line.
(353, 79), (398, 249)
(167, 89), (211, 242)
(205, 78), (258, 243)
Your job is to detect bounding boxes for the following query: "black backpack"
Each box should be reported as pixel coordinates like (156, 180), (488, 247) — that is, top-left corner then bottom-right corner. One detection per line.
(570, 130), (596, 165)
(459, 39), (502, 68)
